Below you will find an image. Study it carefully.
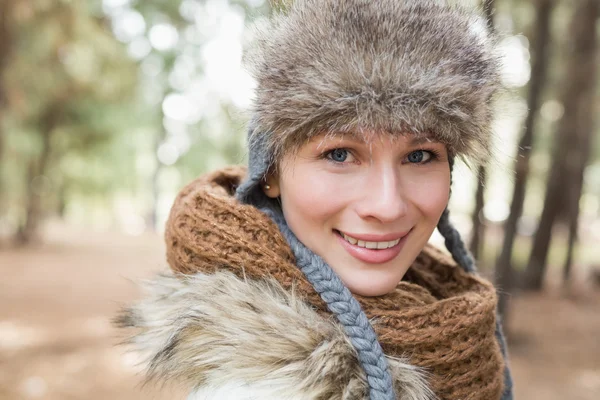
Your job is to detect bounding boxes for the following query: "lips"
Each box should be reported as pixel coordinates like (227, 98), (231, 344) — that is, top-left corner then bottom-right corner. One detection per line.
(335, 229), (411, 264)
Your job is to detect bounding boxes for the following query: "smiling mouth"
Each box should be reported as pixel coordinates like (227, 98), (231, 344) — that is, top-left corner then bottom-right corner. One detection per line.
(334, 230), (410, 249)
(339, 232), (400, 249)
(334, 229), (410, 264)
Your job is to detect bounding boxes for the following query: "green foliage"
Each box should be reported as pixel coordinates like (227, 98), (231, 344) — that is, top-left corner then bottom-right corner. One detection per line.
(0, 0), (272, 234)
(0, 0), (140, 233)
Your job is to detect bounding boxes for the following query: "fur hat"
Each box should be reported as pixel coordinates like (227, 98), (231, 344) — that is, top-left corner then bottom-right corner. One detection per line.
(247, 0), (501, 165)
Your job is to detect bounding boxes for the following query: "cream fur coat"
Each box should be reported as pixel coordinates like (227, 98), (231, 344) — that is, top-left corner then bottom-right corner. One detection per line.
(118, 271), (434, 400)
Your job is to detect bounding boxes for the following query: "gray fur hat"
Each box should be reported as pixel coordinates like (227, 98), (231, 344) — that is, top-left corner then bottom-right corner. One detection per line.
(236, 1), (512, 399)
(247, 0), (501, 166)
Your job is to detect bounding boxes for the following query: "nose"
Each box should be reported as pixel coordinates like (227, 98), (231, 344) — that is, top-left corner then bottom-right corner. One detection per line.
(355, 167), (408, 223)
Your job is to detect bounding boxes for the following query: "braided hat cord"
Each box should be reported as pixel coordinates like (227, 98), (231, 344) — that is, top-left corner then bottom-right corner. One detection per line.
(263, 207), (396, 400)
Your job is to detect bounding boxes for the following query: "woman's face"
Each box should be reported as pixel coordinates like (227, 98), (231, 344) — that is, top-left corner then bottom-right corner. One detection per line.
(264, 132), (451, 296)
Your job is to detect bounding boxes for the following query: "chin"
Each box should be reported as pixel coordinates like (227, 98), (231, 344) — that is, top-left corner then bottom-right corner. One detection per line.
(344, 274), (401, 297)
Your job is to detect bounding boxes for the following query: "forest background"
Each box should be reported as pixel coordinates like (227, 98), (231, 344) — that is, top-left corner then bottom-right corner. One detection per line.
(0, 0), (598, 399)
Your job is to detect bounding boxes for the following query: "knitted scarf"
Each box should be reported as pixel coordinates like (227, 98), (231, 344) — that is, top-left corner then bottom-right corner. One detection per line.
(165, 166), (506, 400)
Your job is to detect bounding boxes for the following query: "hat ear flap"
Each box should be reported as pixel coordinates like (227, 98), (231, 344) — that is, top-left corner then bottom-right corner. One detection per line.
(236, 122), (273, 206)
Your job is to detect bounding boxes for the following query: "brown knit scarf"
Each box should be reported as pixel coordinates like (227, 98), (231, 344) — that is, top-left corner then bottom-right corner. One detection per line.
(165, 166), (505, 400)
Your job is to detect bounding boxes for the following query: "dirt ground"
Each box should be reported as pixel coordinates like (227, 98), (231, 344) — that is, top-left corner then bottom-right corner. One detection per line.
(0, 225), (598, 400)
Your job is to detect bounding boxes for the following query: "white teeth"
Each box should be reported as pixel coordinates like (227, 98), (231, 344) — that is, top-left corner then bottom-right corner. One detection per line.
(342, 233), (401, 250)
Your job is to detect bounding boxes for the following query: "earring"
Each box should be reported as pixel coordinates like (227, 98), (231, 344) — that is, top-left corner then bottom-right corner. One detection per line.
(264, 184), (271, 190)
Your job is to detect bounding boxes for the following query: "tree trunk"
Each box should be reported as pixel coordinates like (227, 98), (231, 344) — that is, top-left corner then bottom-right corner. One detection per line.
(148, 106), (167, 232)
(562, 208), (577, 284)
(149, 129), (166, 232)
(495, 0), (554, 315)
(15, 131), (53, 244)
(468, 0), (496, 263)
(523, 162), (563, 290)
(524, 0), (599, 291)
(561, 0), (599, 286)
(563, 158), (587, 285)
(470, 166), (486, 261)
(14, 105), (59, 245)
(0, 0), (14, 208)
(57, 182), (67, 218)
(0, 0), (12, 115)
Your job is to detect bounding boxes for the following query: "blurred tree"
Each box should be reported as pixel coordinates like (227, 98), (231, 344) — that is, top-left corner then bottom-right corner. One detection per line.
(3, 0), (137, 243)
(470, 168), (486, 261)
(0, 0), (15, 200)
(17, 92), (71, 243)
(495, 0), (555, 315)
(560, 0), (598, 286)
(469, 0), (495, 262)
(524, 0), (599, 290)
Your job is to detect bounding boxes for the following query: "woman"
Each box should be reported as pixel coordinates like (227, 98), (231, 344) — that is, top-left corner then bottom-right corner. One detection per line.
(118, 1), (514, 399)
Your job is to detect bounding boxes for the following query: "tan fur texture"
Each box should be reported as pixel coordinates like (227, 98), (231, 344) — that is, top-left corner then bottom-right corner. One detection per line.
(248, 0), (501, 164)
(117, 271), (434, 400)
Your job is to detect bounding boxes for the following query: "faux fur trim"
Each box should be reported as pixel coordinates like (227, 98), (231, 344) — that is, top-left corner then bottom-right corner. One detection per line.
(117, 271), (435, 400)
(248, 0), (501, 164)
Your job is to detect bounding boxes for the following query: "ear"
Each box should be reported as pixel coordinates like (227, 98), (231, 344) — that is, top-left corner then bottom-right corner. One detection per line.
(262, 172), (281, 198)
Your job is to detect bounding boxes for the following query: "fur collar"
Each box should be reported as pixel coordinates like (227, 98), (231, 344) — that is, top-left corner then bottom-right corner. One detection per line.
(117, 271), (433, 400)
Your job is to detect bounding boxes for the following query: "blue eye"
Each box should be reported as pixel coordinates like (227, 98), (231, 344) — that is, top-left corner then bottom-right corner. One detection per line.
(407, 150), (432, 164)
(328, 148), (349, 162)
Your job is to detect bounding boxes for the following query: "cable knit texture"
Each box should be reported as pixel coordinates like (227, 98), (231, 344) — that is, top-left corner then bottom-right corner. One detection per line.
(165, 166), (505, 400)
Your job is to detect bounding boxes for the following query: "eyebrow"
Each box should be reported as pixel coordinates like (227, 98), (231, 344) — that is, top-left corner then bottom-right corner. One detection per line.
(321, 131), (438, 145)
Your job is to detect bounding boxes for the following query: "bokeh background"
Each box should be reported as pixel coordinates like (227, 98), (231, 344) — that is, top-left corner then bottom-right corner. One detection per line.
(0, 0), (598, 399)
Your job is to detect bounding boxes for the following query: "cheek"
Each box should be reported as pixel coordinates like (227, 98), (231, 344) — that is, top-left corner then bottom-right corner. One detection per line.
(278, 166), (349, 232)
(403, 171), (450, 219)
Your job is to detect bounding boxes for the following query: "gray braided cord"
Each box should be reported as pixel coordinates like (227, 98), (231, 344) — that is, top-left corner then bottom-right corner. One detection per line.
(262, 207), (396, 400)
(436, 209), (477, 274)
